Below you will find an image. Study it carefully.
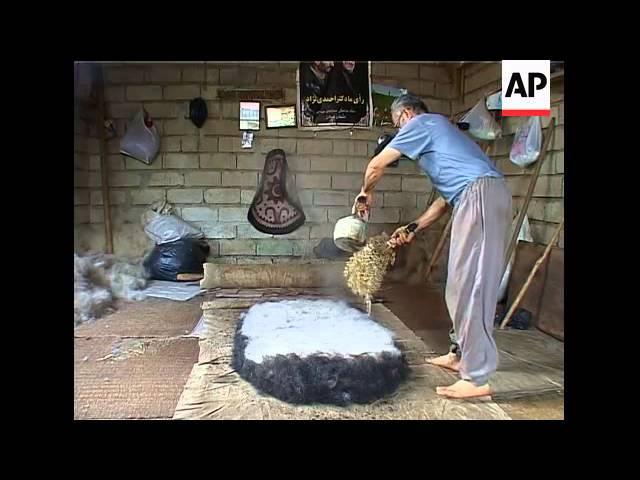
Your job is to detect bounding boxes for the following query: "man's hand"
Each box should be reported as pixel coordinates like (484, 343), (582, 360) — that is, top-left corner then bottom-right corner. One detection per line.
(353, 189), (372, 219)
(388, 224), (417, 248)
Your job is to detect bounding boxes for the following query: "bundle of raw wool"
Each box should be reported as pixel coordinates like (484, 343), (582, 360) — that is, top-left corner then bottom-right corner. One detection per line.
(74, 253), (149, 326)
(344, 233), (396, 313)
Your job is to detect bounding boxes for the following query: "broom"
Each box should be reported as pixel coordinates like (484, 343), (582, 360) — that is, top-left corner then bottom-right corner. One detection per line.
(344, 222), (418, 315)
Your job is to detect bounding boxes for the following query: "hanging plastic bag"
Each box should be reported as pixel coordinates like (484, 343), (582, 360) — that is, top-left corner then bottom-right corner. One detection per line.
(120, 108), (160, 165)
(510, 116), (542, 167)
(459, 98), (502, 141)
(497, 214), (534, 302)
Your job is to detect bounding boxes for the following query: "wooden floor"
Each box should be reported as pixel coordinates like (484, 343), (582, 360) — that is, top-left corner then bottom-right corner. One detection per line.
(382, 282), (564, 418)
(74, 287), (564, 420)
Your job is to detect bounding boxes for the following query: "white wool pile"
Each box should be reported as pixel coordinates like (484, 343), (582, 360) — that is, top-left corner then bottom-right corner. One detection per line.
(74, 253), (149, 326)
(239, 299), (400, 363)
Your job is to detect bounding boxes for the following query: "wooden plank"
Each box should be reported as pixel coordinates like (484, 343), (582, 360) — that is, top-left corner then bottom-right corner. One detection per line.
(538, 248), (564, 340)
(177, 273), (204, 281)
(200, 263), (346, 289)
(202, 298), (261, 310)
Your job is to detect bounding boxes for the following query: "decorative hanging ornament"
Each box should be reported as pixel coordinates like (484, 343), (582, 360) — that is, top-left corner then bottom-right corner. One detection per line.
(188, 97), (208, 128)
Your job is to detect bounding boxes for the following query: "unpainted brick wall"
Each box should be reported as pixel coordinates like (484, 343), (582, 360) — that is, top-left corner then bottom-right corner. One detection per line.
(75, 62), (455, 265)
(452, 62), (564, 249)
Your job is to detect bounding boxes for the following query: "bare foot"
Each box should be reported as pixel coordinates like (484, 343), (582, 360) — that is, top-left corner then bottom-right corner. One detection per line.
(426, 353), (460, 372)
(436, 380), (492, 399)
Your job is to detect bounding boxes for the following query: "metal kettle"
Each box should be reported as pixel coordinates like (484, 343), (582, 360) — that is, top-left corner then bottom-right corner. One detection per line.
(333, 198), (369, 253)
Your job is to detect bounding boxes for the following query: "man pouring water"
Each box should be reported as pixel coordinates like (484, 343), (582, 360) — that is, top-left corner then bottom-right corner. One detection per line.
(354, 94), (511, 399)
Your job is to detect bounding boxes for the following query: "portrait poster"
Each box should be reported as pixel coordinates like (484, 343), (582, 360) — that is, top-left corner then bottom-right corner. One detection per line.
(297, 61), (373, 129)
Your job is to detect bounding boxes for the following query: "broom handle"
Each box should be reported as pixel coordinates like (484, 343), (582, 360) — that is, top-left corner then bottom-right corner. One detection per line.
(499, 218), (564, 329)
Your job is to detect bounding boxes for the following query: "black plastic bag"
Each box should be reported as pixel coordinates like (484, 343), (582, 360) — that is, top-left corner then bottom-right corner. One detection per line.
(144, 238), (210, 281)
(494, 308), (532, 330)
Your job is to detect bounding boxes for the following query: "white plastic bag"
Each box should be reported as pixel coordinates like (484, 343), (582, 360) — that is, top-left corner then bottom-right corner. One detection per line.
(510, 116), (542, 167)
(120, 108), (160, 165)
(144, 215), (204, 245)
(141, 200), (204, 245)
(460, 98), (502, 141)
(497, 214), (534, 302)
(141, 199), (174, 227)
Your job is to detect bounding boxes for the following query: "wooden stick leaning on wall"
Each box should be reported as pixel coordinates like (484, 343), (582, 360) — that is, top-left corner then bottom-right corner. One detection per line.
(500, 118), (556, 281)
(96, 65), (113, 254)
(499, 217), (564, 330)
(424, 214), (453, 283)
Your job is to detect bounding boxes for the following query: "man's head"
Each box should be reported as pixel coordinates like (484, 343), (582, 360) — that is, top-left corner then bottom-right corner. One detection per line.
(313, 61), (335, 74)
(390, 94), (429, 128)
(342, 61), (356, 73)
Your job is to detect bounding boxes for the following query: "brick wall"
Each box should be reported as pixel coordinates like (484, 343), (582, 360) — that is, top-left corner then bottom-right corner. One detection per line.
(74, 62), (455, 264)
(453, 62), (565, 248)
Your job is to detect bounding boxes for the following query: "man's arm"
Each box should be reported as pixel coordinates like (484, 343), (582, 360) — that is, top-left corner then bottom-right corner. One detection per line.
(414, 196), (449, 232)
(390, 196), (449, 247)
(362, 147), (403, 194)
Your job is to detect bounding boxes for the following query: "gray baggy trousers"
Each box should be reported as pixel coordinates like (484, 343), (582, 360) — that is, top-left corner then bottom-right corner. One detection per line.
(445, 176), (512, 386)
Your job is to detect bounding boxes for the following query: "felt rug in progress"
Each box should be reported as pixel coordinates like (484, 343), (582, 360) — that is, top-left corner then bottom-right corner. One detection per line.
(232, 299), (409, 406)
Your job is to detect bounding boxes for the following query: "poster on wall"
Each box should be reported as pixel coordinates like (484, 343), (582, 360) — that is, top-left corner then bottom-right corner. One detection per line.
(372, 84), (408, 127)
(297, 61), (373, 129)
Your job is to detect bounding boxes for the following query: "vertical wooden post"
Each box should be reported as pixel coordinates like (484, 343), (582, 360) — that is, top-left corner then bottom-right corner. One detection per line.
(95, 64), (113, 254)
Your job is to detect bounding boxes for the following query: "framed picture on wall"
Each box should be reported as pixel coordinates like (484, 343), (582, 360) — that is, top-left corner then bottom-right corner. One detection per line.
(239, 101), (261, 130)
(265, 105), (297, 129)
(297, 61), (373, 129)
